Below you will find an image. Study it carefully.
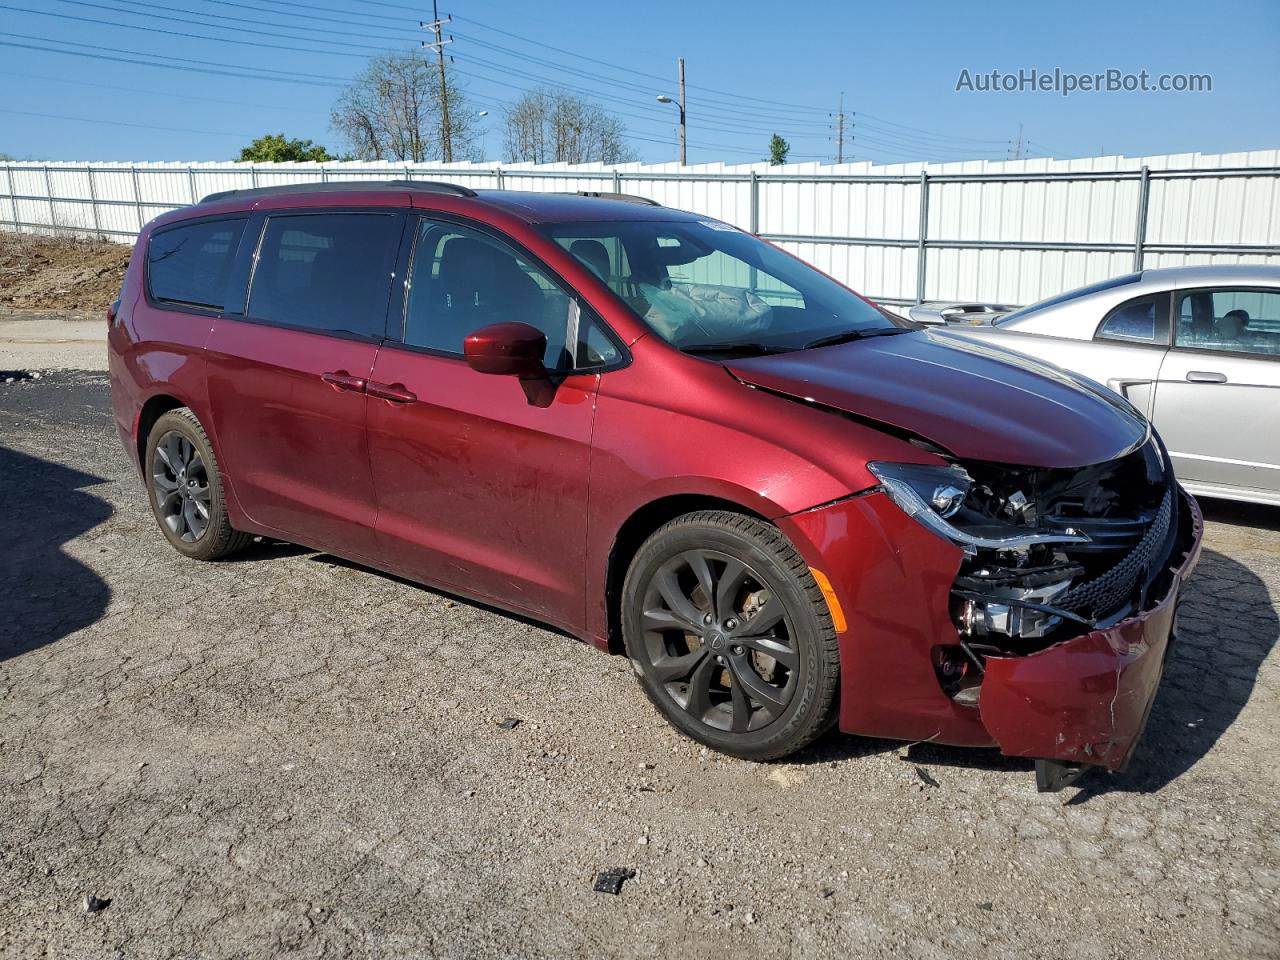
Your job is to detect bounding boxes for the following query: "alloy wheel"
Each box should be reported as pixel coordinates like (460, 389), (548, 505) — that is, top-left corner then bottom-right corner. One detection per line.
(151, 430), (211, 542)
(638, 549), (799, 734)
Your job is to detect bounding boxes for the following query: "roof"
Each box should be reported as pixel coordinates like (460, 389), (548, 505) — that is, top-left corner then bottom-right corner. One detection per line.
(1139, 263), (1280, 287)
(194, 180), (700, 225)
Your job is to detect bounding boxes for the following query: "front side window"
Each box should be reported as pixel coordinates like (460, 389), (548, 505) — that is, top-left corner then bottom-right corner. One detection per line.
(247, 213), (400, 339)
(541, 219), (899, 354)
(148, 218), (246, 310)
(1175, 289), (1280, 357)
(403, 219), (618, 370)
(1096, 295), (1158, 343)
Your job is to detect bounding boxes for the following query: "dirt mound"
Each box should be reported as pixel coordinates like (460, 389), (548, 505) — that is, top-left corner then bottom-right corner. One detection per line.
(0, 231), (131, 311)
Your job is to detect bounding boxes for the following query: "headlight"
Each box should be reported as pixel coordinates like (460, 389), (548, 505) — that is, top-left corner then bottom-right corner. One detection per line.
(867, 461), (1090, 551)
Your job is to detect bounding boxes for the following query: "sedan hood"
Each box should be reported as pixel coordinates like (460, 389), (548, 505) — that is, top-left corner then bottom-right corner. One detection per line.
(726, 329), (1148, 467)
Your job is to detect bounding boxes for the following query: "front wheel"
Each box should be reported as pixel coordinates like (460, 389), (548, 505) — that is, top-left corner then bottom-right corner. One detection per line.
(621, 510), (840, 760)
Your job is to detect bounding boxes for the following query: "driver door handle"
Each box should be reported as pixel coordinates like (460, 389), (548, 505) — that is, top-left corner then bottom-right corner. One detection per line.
(366, 380), (418, 404)
(321, 371), (368, 393)
(1185, 370), (1227, 384)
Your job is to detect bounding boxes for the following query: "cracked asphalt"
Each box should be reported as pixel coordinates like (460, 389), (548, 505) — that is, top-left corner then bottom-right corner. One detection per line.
(1, 368), (1278, 959)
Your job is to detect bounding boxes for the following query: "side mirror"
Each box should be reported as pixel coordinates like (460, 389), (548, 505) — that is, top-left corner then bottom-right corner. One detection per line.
(463, 322), (548, 379)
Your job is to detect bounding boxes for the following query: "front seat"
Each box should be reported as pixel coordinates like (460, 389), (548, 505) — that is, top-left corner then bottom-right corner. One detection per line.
(570, 239), (611, 282)
(434, 236), (544, 352)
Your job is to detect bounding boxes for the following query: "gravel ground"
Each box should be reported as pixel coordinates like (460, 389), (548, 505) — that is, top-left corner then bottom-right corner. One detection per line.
(1, 369), (1277, 960)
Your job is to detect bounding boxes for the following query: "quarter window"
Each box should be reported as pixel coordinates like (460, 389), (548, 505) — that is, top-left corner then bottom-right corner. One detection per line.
(148, 218), (246, 310)
(1175, 289), (1280, 357)
(404, 219), (618, 369)
(1096, 295), (1159, 343)
(247, 213), (401, 339)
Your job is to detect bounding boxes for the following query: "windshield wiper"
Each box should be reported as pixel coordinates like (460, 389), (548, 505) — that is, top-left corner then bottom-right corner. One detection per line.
(681, 342), (795, 356)
(801, 328), (910, 350)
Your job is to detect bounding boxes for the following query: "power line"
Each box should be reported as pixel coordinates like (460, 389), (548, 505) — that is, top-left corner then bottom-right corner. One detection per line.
(0, 34), (346, 86)
(1, 2), (392, 57)
(0, 106), (251, 137)
(0, 68), (324, 111)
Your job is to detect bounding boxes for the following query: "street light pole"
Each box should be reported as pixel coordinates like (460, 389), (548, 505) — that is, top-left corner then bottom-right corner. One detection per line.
(656, 58), (687, 166)
(677, 57), (686, 166)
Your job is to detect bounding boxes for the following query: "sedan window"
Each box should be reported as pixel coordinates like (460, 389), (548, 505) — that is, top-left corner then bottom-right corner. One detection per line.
(1096, 295), (1159, 343)
(1175, 289), (1280, 357)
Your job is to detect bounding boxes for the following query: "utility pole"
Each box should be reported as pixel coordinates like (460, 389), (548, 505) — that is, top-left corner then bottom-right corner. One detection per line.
(1008, 121), (1023, 161)
(677, 57), (686, 165)
(421, 0), (454, 163)
(834, 92), (845, 163)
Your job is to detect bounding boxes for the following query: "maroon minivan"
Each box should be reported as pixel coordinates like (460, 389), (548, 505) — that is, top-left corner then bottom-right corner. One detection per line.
(109, 181), (1202, 790)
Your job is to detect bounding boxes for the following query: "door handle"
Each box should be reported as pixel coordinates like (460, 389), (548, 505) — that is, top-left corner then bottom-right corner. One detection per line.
(1185, 370), (1227, 384)
(321, 371), (368, 393)
(366, 380), (418, 404)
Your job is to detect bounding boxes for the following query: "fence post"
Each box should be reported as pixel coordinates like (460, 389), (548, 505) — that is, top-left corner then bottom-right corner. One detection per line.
(187, 166), (198, 204)
(495, 167), (505, 190)
(43, 165), (57, 231)
(130, 166), (146, 231)
(250, 166), (259, 187)
(87, 167), (102, 239)
(749, 171), (760, 233)
(915, 170), (930, 304)
(1133, 164), (1151, 272)
(612, 168), (621, 193)
(320, 166), (329, 183)
(1, 164), (17, 233)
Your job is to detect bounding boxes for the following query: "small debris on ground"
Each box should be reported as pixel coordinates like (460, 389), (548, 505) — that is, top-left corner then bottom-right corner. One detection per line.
(977, 901), (994, 912)
(495, 717), (521, 730)
(914, 766), (940, 788)
(592, 868), (635, 895)
(83, 894), (111, 913)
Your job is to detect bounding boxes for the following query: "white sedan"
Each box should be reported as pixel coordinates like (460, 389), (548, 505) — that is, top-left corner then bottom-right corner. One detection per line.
(939, 264), (1280, 506)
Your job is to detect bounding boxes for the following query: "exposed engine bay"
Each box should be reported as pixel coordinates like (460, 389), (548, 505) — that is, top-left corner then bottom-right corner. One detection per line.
(869, 438), (1180, 703)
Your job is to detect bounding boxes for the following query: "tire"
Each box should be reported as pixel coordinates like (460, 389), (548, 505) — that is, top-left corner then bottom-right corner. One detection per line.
(143, 407), (252, 561)
(621, 510), (840, 760)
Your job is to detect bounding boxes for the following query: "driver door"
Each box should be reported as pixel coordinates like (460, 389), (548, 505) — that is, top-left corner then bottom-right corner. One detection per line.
(365, 216), (620, 629)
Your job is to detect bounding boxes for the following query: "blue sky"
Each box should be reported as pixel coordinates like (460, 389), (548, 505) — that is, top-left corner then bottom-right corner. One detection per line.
(1, 0), (1277, 164)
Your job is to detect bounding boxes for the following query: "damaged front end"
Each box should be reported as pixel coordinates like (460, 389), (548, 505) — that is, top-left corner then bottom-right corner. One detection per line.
(867, 436), (1202, 788)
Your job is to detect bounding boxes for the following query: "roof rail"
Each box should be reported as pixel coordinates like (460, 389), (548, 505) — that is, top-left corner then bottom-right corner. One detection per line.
(569, 191), (661, 206)
(199, 179), (477, 204)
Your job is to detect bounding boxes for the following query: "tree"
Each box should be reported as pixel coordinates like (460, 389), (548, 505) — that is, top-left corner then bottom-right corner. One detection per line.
(503, 89), (635, 164)
(331, 51), (480, 163)
(237, 134), (334, 163)
(769, 134), (790, 166)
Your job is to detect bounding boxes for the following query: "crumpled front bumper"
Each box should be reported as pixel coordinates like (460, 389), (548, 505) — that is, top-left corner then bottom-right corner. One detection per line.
(778, 484), (1203, 776)
(979, 488), (1202, 772)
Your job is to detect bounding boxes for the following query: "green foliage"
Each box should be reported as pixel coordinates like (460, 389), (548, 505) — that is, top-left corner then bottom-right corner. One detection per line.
(768, 134), (790, 166)
(237, 134), (334, 163)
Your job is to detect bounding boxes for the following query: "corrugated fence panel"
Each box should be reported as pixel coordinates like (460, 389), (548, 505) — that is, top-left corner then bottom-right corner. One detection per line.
(2, 153), (1277, 306)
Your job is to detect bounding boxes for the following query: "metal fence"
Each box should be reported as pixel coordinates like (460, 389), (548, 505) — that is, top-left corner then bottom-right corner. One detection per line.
(3, 152), (1278, 307)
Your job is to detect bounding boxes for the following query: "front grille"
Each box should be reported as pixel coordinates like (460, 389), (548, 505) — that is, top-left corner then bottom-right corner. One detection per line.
(1056, 483), (1173, 619)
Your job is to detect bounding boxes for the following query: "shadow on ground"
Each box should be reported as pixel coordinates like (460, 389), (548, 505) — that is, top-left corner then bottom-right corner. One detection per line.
(0, 445), (113, 660)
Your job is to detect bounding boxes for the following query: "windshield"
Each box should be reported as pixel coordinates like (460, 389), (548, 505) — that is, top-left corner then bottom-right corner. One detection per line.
(997, 272), (1141, 325)
(540, 219), (905, 352)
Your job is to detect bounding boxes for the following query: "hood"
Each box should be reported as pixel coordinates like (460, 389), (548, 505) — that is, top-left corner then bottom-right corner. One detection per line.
(725, 329), (1148, 468)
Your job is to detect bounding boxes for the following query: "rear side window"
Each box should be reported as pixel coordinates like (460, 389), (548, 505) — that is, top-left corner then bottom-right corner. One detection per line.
(1096, 295), (1158, 343)
(148, 218), (246, 310)
(247, 213), (401, 339)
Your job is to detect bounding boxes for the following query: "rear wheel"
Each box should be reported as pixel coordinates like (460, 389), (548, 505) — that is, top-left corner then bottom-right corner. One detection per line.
(144, 408), (251, 561)
(621, 510), (840, 760)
